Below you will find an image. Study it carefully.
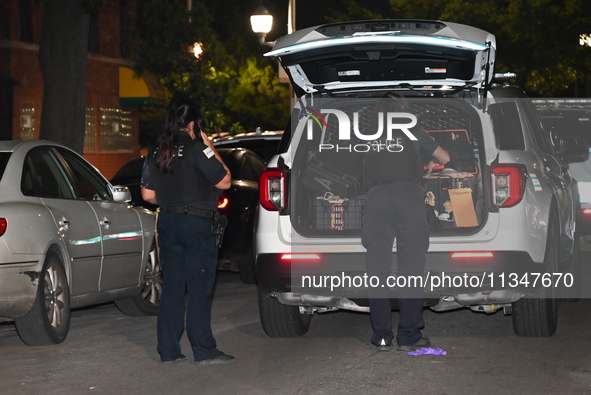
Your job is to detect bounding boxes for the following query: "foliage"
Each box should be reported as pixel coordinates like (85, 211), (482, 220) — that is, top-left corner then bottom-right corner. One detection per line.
(226, 57), (290, 132)
(325, 0), (384, 23)
(387, 0), (591, 96)
(131, 0), (290, 144)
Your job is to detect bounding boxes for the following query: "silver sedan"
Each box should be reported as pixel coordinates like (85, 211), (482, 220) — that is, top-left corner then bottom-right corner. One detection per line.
(0, 140), (160, 346)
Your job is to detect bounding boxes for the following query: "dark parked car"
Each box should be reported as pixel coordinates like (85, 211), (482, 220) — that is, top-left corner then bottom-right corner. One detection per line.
(111, 147), (266, 284)
(535, 101), (591, 234)
(213, 130), (283, 162)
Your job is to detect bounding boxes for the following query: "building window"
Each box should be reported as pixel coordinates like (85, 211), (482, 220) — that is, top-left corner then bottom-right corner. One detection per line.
(100, 107), (132, 152)
(20, 104), (35, 140)
(84, 106), (97, 152)
(18, 0), (33, 42)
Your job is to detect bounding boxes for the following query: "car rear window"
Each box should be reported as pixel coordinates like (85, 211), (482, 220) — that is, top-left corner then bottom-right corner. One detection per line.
(215, 138), (280, 162)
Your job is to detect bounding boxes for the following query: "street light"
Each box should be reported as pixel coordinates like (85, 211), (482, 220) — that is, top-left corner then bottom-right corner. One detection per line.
(250, 5), (274, 47)
(192, 42), (203, 59)
(250, 1), (296, 105)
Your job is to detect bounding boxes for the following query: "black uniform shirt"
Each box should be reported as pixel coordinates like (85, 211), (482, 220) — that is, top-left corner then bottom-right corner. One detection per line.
(141, 132), (227, 210)
(362, 126), (439, 188)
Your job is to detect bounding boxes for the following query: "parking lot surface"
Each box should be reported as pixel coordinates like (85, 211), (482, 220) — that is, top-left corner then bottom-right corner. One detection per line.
(2, 271), (591, 394)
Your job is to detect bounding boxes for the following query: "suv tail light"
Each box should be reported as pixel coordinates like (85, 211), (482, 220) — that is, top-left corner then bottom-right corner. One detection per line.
(260, 168), (286, 211)
(218, 195), (229, 210)
(490, 164), (527, 208)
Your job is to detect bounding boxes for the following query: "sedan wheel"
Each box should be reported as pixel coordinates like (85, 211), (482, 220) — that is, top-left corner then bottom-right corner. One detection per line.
(15, 254), (71, 346)
(115, 240), (161, 316)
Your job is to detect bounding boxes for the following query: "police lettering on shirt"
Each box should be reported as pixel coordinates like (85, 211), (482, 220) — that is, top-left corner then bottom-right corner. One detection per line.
(152, 144), (206, 159)
(152, 146), (188, 158)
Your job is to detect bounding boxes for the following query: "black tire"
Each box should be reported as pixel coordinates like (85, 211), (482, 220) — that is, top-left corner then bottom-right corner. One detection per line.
(258, 288), (312, 337)
(511, 207), (559, 337)
(238, 244), (257, 284)
(562, 230), (581, 301)
(511, 297), (558, 337)
(115, 240), (161, 316)
(14, 254), (71, 346)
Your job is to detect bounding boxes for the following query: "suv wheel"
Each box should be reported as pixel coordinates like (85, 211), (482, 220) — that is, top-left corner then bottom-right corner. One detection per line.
(511, 207), (559, 337)
(258, 288), (312, 337)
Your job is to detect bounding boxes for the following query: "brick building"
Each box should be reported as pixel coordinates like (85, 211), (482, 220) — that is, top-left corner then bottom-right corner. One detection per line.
(0, 0), (165, 179)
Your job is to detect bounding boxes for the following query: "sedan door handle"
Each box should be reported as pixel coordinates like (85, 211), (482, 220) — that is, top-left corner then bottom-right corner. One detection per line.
(100, 218), (111, 227)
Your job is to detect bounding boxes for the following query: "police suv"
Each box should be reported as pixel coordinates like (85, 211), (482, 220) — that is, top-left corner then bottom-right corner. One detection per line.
(255, 20), (588, 338)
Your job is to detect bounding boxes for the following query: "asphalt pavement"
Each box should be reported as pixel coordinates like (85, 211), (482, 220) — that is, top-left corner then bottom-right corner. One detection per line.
(1, 271), (591, 394)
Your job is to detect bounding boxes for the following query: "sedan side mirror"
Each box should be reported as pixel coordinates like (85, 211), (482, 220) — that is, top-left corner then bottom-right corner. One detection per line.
(111, 185), (132, 203)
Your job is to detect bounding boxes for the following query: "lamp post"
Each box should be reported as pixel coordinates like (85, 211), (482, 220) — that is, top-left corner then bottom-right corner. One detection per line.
(287, 0), (295, 34)
(580, 34), (591, 97)
(250, 5), (274, 47)
(250, 0), (296, 44)
(250, 1), (296, 105)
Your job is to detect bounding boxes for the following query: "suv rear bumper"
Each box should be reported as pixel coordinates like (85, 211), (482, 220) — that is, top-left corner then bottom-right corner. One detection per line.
(256, 251), (550, 299)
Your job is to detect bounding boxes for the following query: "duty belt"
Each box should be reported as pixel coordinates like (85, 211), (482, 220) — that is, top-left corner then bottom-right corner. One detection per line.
(159, 205), (213, 218)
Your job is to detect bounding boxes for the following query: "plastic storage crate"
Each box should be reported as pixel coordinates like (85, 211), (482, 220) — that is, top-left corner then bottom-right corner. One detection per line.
(313, 198), (365, 230)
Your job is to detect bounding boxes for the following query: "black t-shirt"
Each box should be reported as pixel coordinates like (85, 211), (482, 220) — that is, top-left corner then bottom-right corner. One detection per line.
(141, 132), (227, 210)
(362, 127), (439, 188)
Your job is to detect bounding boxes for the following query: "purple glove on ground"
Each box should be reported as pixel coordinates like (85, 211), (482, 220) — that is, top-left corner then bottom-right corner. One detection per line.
(407, 347), (447, 356)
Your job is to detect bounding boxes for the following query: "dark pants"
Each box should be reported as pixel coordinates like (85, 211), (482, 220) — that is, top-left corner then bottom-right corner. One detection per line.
(156, 212), (220, 362)
(361, 181), (429, 346)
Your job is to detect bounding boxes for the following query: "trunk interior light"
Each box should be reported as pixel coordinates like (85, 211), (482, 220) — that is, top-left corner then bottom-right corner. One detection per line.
(0, 218), (6, 237)
(259, 168), (286, 211)
(490, 164), (527, 208)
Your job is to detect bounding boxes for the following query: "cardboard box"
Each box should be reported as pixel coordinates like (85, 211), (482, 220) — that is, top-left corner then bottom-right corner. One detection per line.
(423, 175), (479, 227)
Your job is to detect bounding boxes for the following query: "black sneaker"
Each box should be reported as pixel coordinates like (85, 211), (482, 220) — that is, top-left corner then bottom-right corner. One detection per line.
(195, 351), (235, 365)
(372, 337), (393, 352)
(397, 337), (431, 352)
(160, 354), (187, 365)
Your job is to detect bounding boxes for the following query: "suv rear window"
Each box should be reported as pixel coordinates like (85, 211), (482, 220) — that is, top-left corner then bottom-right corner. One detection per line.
(0, 153), (11, 181)
(489, 102), (526, 150)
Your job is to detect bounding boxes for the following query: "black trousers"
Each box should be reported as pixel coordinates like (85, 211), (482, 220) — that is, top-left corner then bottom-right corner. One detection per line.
(361, 181), (429, 346)
(156, 212), (221, 362)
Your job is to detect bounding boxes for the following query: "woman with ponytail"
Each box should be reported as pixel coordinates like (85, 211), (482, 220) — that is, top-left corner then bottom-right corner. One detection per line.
(140, 100), (234, 365)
